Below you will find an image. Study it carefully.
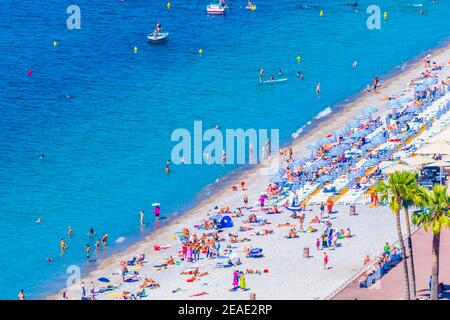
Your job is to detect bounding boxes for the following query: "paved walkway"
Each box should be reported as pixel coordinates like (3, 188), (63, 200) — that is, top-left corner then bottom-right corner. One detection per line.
(332, 228), (450, 300)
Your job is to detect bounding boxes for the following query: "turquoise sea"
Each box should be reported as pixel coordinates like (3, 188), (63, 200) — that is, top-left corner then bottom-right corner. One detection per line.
(0, 0), (449, 298)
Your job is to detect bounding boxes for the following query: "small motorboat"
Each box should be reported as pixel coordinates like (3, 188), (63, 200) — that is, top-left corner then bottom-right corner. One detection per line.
(147, 32), (169, 43)
(207, 3), (227, 15)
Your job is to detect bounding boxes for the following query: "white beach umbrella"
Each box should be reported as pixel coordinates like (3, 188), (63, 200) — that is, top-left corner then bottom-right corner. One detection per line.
(384, 163), (417, 174)
(417, 141), (450, 155)
(401, 156), (433, 167)
(430, 160), (450, 167)
(152, 203), (161, 207)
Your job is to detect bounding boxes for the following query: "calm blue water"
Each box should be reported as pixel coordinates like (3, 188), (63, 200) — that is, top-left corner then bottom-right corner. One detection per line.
(0, 0), (449, 299)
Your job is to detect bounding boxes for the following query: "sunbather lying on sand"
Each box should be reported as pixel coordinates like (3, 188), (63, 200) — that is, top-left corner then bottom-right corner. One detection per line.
(255, 229), (273, 236)
(286, 228), (299, 238)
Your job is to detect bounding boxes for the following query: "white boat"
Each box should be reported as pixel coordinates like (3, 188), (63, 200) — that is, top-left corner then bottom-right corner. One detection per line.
(207, 3), (227, 15)
(147, 32), (169, 43)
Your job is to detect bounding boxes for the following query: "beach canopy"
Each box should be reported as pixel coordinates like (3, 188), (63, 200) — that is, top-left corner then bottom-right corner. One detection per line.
(220, 216), (233, 228)
(417, 141), (450, 155)
(430, 159), (450, 167)
(401, 156), (433, 167)
(384, 163), (417, 174)
(152, 203), (160, 207)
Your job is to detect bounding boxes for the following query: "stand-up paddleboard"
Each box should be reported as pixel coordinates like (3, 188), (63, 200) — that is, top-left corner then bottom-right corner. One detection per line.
(262, 78), (288, 83)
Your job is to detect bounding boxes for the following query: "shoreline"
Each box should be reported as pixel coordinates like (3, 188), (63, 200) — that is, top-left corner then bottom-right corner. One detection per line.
(47, 40), (450, 300)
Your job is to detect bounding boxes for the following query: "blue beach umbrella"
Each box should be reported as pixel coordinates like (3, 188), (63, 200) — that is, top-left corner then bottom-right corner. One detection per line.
(354, 113), (370, 121)
(415, 85), (426, 92)
(363, 106), (378, 114)
(385, 101), (402, 109)
(404, 105), (419, 114)
(423, 77), (438, 86)
(398, 97), (413, 104)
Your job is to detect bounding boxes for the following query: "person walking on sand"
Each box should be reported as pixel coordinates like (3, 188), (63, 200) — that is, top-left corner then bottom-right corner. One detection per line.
(320, 202), (325, 219)
(323, 252), (329, 269)
(326, 197), (334, 217)
(373, 76), (379, 93)
(316, 238), (321, 250)
(139, 210), (145, 226)
(18, 289), (24, 300)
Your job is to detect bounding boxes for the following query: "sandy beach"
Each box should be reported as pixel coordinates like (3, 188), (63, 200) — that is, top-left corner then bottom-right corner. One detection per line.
(49, 42), (450, 300)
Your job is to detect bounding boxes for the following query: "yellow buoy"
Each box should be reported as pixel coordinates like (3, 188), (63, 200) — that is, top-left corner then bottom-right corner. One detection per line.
(384, 11), (388, 20)
(134, 46), (138, 54)
(251, 5), (256, 11)
(53, 41), (58, 47)
(198, 48), (203, 54)
(296, 56), (301, 63)
(167, 2), (171, 9)
(320, 9), (324, 17)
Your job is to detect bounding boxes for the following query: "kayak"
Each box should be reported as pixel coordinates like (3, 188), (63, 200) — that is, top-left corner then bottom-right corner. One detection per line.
(262, 78), (288, 83)
(147, 32), (169, 43)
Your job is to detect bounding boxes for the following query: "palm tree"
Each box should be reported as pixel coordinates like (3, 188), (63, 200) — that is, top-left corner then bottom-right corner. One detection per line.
(412, 185), (450, 300)
(400, 172), (423, 299)
(377, 171), (414, 300)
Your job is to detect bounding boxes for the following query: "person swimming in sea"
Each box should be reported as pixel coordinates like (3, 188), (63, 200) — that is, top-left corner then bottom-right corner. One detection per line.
(269, 75), (275, 81)
(39, 153), (45, 159)
(89, 227), (95, 237)
(297, 71), (304, 80)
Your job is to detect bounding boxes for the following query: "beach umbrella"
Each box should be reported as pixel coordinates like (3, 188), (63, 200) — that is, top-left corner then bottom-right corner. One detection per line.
(287, 206), (302, 212)
(384, 163), (417, 174)
(423, 77), (438, 86)
(351, 130), (368, 139)
(417, 141), (450, 155)
(431, 159), (450, 167)
(398, 97), (413, 104)
(152, 203), (161, 207)
(363, 106), (378, 114)
(316, 175), (332, 183)
(404, 106), (419, 114)
(317, 137), (333, 145)
(385, 101), (402, 109)
(354, 113), (370, 121)
(306, 142), (320, 150)
(401, 156), (433, 167)
(415, 85), (427, 92)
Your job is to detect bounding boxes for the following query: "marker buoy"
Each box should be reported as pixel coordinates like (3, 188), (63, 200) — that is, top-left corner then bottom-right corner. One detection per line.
(53, 41), (58, 47)
(167, 2), (171, 9)
(384, 12), (388, 20)
(27, 70), (32, 76)
(251, 5), (256, 11)
(134, 46), (138, 54)
(296, 56), (301, 63)
(320, 9), (323, 17)
(198, 48), (203, 54)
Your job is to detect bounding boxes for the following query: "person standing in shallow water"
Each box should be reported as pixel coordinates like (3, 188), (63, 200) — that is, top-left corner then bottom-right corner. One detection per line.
(140, 210), (145, 226)
(154, 205), (160, 221)
(18, 289), (24, 300)
(85, 244), (91, 262)
(67, 225), (73, 238)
